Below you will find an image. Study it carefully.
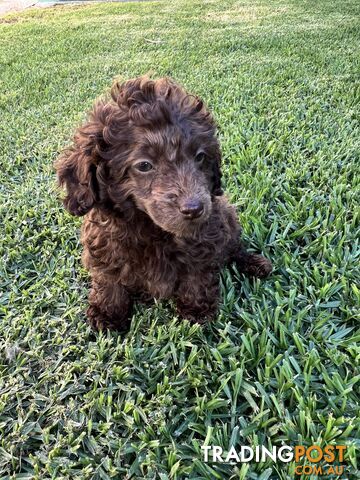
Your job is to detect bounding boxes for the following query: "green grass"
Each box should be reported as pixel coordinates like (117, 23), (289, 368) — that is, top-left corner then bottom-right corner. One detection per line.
(0, 0), (359, 478)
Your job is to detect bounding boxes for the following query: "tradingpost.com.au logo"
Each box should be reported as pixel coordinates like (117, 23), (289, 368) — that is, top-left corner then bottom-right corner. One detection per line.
(201, 444), (348, 476)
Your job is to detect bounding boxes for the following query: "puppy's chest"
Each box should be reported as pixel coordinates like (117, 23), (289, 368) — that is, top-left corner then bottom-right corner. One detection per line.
(138, 233), (223, 274)
(124, 217), (230, 276)
(129, 237), (220, 297)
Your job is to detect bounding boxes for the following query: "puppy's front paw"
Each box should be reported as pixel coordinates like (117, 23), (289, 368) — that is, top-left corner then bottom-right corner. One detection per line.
(176, 302), (218, 325)
(246, 254), (272, 278)
(86, 305), (131, 332)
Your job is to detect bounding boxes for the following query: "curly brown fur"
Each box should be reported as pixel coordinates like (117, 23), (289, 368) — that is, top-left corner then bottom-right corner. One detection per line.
(56, 76), (272, 331)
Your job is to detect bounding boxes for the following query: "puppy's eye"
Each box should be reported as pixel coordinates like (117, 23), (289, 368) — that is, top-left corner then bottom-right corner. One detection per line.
(134, 161), (153, 172)
(195, 151), (207, 164)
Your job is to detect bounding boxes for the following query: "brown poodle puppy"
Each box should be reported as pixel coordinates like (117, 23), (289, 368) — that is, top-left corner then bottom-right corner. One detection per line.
(56, 76), (272, 331)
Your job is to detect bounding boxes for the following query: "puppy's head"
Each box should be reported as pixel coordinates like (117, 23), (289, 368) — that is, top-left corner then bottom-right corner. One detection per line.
(56, 76), (223, 237)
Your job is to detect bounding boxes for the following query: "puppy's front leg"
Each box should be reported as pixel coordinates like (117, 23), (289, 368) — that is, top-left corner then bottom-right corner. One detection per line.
(87, 276), (132, 331)
(175, 271), (220, 323)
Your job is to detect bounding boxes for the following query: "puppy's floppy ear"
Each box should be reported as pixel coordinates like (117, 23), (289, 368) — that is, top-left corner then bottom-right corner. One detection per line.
(55, 103), (107, 216)
(212, 144), (223, 196)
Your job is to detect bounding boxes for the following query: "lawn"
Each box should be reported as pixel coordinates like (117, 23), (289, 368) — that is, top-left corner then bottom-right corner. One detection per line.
(0, 0), (359, 478)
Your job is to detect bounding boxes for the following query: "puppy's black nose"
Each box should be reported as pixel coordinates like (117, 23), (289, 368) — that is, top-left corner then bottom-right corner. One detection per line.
(179, 199), (204, 219)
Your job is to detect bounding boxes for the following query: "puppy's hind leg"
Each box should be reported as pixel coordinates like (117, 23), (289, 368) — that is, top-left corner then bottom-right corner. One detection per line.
(87, 277), (132, 331)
